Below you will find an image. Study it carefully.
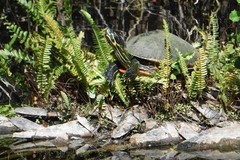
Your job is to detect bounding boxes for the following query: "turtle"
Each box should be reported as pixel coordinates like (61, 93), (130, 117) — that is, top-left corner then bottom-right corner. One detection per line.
(104, 28), (198, 85)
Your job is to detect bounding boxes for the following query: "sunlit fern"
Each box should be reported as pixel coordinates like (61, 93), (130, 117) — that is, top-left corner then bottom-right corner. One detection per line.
(206, 12), (220, 65)
(195, 48), (207, 95)
(36, 1), (88, 82)
(192, 1), (240, 104)
(36, 36), (52, 95)
(158, 19), (172, 90)
(189, 48), (207, 98)
(177, 50), (190, 82)
(67, 27), (88, 81)
(0, 49), (31, 63)
(81, 9), (129, 106)
(177, 42), (207, 98)
(80, 10), (111, 72)
(2, 0), (89, 102)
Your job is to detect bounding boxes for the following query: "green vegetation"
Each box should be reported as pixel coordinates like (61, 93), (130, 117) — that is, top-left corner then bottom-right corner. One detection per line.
(0, 0), (128, 117)
(0, 104), (15, 116)
(230, 0), (240, 69)
(0, 0), (239, 119)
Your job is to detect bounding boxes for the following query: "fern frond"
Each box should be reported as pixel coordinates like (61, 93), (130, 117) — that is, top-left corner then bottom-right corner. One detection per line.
(38, 0), (56, 16)
(0, 56), (11, 76)
(196, 48), (207, 95)
(42, 38), (52, 70)
(38, 2), (88, 82)
(38, 2), (88, 81)
(17, 0), (41, 23)
(163, 19), (171, 62)
(160, 19), (172, 89)
(36, 37), (52, 94)
(41, 11), (64, 45)
(206, 13), (220, 61)
(17, 0), (57, 26)
(80, 10), (111, 72)
(4, 23), (32, 50)
(80, 10), (130, 105)
(187, 48), (207, 98)
(0, 49), (32, 63)
(177, 50), (190, 82)
(115, 74), (129, 106)
(67, 27), (88, 79)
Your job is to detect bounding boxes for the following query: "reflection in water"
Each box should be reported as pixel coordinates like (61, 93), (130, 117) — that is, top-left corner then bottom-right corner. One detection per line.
(1, 140), (240, 160)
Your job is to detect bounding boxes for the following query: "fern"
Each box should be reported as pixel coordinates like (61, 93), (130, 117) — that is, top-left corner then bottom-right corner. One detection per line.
(187, 48), (207, 98)
(42, 13), (64, 45)
(81, 10), (128, 106)
(18, 0), (56, 24)
(177, 50), (190, 82)
(62, 0), (72, 26)
(213, 43), (239, 105)
(3, 1), (129, 106)
(159, 19), (172, 90)
(44, 66), (66, 100)
(203, 2), (235, 105)
(177, 48), (207, 98)
(0, 57), (11, 77)
(68, 27), (88, 79)
(114, 74), (129, 106)
(80, 10), (111, 72)
(18, 0), (40, 20)
(38, 0), (56, 16)
(4, 23), (32, 50)
(36, 36), (52, 94)
(33, 1), (88, 82)
(196, 48), (207, 95)
(207, 13), (220, 63)
(0, 49), (31, 63)
(180, 4), (220, 99)
(177, 50), (196, 98)
(0, 0), (81, 104)
(187, 66), (198, 98)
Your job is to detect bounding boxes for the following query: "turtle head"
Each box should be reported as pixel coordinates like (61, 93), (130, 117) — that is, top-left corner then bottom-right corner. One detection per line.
(105, 28), (133, 68)
(105, 28), (125, 48)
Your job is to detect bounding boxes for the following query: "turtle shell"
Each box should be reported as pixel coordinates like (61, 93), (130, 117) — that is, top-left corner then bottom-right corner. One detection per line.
(126, 30), (198, 64)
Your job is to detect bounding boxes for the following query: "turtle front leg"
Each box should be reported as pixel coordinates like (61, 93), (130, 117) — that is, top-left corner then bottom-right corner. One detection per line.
(105, 61), (120, 86)
(124, 58), (140, 81)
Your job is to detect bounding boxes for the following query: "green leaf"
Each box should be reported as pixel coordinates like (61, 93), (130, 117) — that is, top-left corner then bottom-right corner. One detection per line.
(60, 91), (70, 107)
(96, 94), (104, 107)
(229, 10), (240, 22)
(237, 0), (240, 4)
(114, 74), (129, 106)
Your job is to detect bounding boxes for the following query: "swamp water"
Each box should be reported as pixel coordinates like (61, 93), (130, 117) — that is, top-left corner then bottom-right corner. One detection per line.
(1, 137), (240, 160)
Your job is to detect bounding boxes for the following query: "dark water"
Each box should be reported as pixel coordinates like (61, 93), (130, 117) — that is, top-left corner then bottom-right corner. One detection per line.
(1, 139), (240, 160)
